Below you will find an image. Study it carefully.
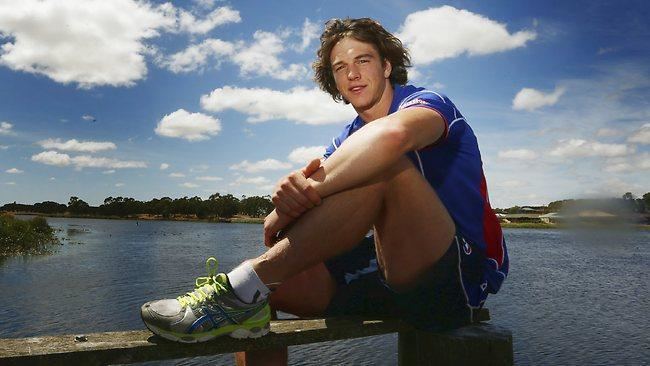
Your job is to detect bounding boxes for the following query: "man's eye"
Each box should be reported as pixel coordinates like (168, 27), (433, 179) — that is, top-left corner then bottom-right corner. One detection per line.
(335, 65), (345, 72)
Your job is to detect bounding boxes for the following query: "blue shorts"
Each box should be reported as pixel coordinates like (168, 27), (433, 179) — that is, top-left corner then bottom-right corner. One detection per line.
(324, 233), (487, 330)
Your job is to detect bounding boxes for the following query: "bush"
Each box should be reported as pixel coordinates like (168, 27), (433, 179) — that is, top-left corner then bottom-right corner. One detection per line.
(0, 213), (59, 257)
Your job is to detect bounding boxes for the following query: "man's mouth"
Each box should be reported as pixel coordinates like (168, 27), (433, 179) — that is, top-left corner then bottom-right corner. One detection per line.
(349, 85), (365, 94)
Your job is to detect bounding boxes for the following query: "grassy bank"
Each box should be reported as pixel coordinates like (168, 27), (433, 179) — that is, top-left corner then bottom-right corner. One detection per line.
(500, 222), (558, 229)
(0, 213), (60, 257)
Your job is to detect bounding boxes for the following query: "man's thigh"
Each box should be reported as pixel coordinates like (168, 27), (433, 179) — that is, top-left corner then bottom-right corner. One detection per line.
(269, 262), (336, 317)
(374, 156), (456, 289)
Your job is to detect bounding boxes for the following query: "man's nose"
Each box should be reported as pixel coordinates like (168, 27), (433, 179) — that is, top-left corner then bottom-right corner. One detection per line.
(347, 65), (360, 80)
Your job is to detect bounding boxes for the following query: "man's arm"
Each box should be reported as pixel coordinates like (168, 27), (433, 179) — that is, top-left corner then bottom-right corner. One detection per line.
(307, 107), (446, 198)
(263, 106), (445, 245)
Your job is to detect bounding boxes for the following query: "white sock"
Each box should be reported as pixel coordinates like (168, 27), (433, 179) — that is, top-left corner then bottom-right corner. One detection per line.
(227, 261), (270, 304)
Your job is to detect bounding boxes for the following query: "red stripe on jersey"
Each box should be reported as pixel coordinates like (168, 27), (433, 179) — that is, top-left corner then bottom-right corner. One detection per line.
(480, 173), (504, 267)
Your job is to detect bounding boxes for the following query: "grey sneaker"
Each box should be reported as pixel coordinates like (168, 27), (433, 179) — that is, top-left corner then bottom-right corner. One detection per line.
(141, 257), (271, 343)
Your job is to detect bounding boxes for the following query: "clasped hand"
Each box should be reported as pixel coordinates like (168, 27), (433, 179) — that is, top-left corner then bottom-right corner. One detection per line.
(263, 159), (322, 247)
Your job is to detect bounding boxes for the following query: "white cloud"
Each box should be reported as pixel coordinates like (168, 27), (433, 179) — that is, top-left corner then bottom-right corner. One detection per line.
(231, 176), (270, 185)
(115, 183), (125, 187)
(628, 123), (650, 144)
(5, 182), (15, 185)
(177, 6), (240, 34)
(0, 0), (176, 88)
(169, 172), (185, 178)
(102, 170), (115, 174)
(31, 150), (146, 169)
(38, 138), (116, 152)
(68, 155), (146, 169)
(498, 180), (527, 189)
(82, 115), (96, 122)
(160, 27), (307, 79)
(596, 128), (622, 138)
(0, 121), (13, 135)
(0, 145), (8, 150)
(288, 146), (326, 164)
(161, 38), (235, 73)
(297, 18), (319, 52)
(230, 159), (292, 173)
(201, 86), (355, 125)
(498, 149), (538, 160)
(597, 178), (644, 197)
(193, 0), (217, 10)
(397, 6), (536, 65)
(180, 182), (199, 188)
(190, 164), (209, 173)
(160, 163), (170, 170)
(604, 153), (650, 173)
(603, 161), (634, 173)
(31, 151), (71, 167)
(512, 86), (565, 111)
(6, 168), (23, 174)
(196, 176), (222, 181)
(155, 109), (221, 141)
(597, 47), (616, 56)
(549, 139), (633, 158)
(231, 30), (308, 80)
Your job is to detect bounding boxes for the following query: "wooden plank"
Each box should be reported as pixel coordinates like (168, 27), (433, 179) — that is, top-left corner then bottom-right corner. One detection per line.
(398, 324), (513, 366)
(0, 308), (494, 366)
(0, 318), (409, 366)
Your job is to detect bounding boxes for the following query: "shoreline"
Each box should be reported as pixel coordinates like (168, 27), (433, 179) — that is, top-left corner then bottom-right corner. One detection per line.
(9, 212), (649, 230)
(9, 212), (266, 224)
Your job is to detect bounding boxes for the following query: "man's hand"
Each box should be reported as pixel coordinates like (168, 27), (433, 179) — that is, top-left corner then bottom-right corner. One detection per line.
(263, 209), (295, 247)
(271, 159), (322, 218)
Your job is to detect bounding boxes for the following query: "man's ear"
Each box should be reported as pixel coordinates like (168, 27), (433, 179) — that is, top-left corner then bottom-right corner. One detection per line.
(383, 59), (392, 79)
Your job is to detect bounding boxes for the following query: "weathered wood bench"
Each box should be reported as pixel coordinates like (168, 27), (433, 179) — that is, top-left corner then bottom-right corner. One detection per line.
(0, 310), (512, 365)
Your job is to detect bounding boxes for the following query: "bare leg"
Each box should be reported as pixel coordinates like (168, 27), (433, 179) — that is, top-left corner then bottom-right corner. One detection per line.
(373, 157), (455, 290)
(238, 156), (454, 366)
(234, 264), (334, 366)
(252, 156), (454, 289)
(252, 179), (386, 285)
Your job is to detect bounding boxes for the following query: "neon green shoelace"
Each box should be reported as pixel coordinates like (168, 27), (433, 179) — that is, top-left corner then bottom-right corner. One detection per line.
(177, 257), (228, 308)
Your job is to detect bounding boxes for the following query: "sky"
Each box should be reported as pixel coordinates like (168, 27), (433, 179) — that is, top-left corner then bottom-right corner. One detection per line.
(0, 0), (648, 208)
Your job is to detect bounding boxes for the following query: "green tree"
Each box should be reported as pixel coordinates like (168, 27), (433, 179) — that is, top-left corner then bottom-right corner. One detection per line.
(68, 196), (90, 214)
(240, 195), (274, 217)
(207, 193), (240, 218)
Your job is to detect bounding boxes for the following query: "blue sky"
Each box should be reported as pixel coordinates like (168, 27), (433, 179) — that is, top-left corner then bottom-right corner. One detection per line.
(0, 0), (648, 208)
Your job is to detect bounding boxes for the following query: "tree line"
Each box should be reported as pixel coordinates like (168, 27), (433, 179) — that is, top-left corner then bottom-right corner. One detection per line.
(0, 193), (275, 220)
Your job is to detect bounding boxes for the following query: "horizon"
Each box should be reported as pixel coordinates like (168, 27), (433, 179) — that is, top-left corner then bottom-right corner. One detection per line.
(1, 1), (648, 208)
(3, 190), (646, 211)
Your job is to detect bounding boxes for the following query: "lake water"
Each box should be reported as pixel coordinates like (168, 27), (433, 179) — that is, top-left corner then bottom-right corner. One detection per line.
(0, 217), (648, 365)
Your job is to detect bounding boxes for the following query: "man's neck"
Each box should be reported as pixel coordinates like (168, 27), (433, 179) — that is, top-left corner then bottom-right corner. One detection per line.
(357, 83), (395, 124)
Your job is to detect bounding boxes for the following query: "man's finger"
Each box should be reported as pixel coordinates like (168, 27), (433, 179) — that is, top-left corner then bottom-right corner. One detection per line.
(286, 175), (315, 209)
(272, 197), (300, 218)
(279, 187), (309, 214)
(301, 158), (321, 177)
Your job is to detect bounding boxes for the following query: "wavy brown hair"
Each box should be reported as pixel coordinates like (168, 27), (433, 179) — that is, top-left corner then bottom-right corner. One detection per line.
(313, 18), (411, 102)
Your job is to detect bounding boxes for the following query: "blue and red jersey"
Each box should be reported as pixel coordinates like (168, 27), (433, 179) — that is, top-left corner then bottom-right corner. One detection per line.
(324, 84), (509, 296)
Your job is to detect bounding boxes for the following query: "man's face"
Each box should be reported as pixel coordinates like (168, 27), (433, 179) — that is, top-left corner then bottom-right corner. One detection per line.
(330, 37), (392, 114)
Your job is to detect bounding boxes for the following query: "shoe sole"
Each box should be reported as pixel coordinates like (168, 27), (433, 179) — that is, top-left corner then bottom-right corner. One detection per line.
(143, 319), (271, 343)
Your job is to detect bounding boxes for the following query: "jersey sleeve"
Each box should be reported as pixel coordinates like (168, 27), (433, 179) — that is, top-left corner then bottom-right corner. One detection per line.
(398, 90), (458, 147)
(323, 127), (349, 160)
